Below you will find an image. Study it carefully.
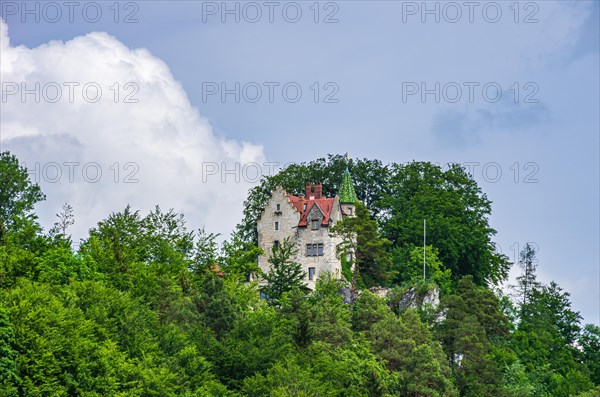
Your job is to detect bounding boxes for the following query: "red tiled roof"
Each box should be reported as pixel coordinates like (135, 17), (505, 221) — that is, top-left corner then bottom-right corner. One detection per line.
(210, 264), (224, 276)
(287, 194), (335, 227)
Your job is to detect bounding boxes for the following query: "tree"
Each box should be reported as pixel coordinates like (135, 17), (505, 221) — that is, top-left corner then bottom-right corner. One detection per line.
(351, 291), (391, 334)
(238, 156), (507, 287)
(2, 150), (596, 397)
(514, 281), (593, 396)
(191, 227), (221, 273)
(515, 243), (540, 308)
(0, 308), (20, 396)
(573, 386), (600, 397)
(219, 232), (262, 280)
(370, 309), (457, 397)
(242, 344), (390, 397)
(330, 202), (391, 294)
(435, 276), (510, 396)
(579, 324), (600, 385)
(261, 237), (305, 305)
(381, 162), (510, 286)
(49, 203), (75, 237)
(520, 282), (582, 349)
(79, 205), (196, 294)
(0, 217), (49, 288)
(0, 151), (45, 240)
(501, 360), (536, 397)
(307, 274), (353, 348)
(236, 154), (390, 243)
(391, 244), (453, 294)
(215, 306), (294, 389)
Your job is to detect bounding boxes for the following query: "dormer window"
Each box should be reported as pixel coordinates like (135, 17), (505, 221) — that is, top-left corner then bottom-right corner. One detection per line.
(311, 219), (319, 230)
(303, 203), (307, 211)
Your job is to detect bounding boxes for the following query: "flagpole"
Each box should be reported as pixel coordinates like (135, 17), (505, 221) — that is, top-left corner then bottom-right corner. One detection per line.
(423, 218), (426, 280)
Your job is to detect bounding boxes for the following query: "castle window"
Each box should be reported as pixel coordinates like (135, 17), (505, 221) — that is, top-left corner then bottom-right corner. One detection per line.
(275, 221), (279, 230)
(308, 267), (316, 281)
(276, 203), (281, 211)
(311, 219), (319, 230)
(274, 240), (280, 250)
(306, 243), (324, 256)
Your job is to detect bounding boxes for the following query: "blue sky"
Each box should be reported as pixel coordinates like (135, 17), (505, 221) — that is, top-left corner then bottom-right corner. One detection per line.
(1, 1), (598, 324)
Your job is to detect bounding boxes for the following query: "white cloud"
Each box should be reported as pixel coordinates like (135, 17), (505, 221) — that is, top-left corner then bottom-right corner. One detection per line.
(0, 18), (265, 242)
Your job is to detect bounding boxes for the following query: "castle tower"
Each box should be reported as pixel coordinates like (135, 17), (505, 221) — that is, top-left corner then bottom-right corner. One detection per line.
(338, 168), (358, 217)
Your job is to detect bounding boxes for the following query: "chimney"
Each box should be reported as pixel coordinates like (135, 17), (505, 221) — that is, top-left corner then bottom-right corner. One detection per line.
(305, 182), (312, 198)
(314, 182), (322, 199)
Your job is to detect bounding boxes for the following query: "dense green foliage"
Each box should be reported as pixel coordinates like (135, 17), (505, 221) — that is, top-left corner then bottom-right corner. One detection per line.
(0, 152), (46, 241)
(239, 154), (509, 287)
(0, 151), (597, 396)
(329, 202), (391, 292)
(260, 237), (305, 305)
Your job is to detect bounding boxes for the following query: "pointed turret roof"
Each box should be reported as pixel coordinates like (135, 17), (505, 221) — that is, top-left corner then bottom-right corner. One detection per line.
(338, 169), (358, 204)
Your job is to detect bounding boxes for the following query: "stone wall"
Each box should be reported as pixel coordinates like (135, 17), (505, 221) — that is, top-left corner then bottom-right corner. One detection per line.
(257, 186), (300, 273)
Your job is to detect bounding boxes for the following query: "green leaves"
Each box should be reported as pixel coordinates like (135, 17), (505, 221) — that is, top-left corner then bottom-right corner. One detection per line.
(239, 155), (509, 288)
(391, 244), (453, 294)
(580, 324), (600, 384)
(0, 308), (20, 396)
(435, 276), (510, 396)
(237, 154), (388, 243)
(370, 309), (457, 397)
(381, 161), (510, 286)
(330, 202), (392, 290)
(1, 150), (597, 396)
(0, 151), (46, 239)
(261, 237), (305, 306)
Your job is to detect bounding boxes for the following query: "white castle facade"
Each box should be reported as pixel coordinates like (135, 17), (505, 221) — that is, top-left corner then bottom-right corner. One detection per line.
(256, 171), (358, 290)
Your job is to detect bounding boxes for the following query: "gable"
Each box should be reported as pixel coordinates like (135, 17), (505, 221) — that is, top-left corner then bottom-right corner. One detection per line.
(257, 186), (300, 223)
(259, 185), (337, 229)
(306, 202), (324, 222)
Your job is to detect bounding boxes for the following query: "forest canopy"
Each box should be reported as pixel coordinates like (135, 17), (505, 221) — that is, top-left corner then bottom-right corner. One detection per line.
(0, 151), (598, 397)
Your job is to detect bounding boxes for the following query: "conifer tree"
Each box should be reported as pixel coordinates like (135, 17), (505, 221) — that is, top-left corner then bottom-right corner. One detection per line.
(516, 243), (540, 308)
(261, 237), (305, 305)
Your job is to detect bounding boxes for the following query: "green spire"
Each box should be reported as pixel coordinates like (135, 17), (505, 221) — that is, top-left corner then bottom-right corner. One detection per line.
(338, 169), (358, 203)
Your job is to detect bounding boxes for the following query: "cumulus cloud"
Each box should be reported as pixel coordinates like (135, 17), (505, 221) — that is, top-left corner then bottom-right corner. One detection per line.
(0, 18), (265, 242)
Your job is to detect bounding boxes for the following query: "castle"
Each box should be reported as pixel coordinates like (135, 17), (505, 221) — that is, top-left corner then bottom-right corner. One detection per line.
(256, 170), (358, 290)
